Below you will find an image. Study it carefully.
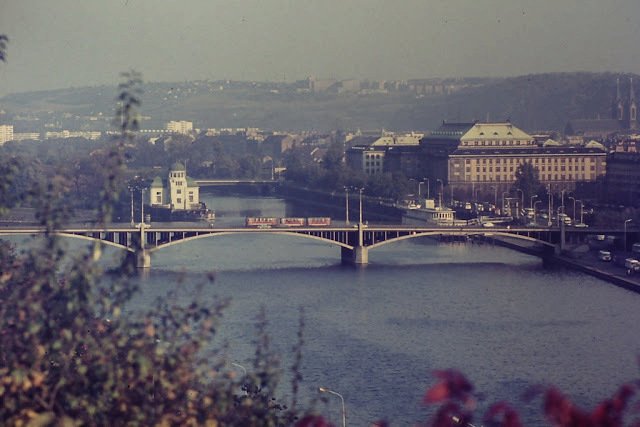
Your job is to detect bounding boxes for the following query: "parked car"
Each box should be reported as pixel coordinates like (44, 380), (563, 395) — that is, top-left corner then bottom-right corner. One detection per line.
(597, 250), (612, 262)
(624, 258), (640, 274)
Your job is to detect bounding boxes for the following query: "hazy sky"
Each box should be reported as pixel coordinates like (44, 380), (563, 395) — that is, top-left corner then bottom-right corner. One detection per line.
(1, 0), (639, 94)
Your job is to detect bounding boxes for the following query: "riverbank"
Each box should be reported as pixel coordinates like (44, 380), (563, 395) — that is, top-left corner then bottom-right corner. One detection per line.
(550, 252), (640, 294)
(483, 234), (640, 294)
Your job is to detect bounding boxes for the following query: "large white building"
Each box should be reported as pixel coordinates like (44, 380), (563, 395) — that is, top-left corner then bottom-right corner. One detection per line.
(0, 125), (14, 145)
(165, 120), (194, 135)
(149, 162), (200, 210)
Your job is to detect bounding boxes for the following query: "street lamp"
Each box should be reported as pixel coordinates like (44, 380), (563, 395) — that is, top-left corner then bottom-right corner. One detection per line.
(344, 187), (350, 225)
(231, 362), (247, 376)
(577, 200), (584, 225)
(358, 188), (364, 225)
(436, 179), (444, 208)
(129, 187), (135, 227)
(489, 185), (498, 208)
(418, 181), (425, 199)
(547, 186), (553, 227)
(568, 196), (576, 223)
(501, 191), (509, 215)
(424, 177), (430, 200)
(624, 219), (632, 251)
(534, 200), (542, 224)
(141, 188), (146, 225)
(319, 387), (346, 427)
(530, 194), (538, 209)
(516, 188), (524, 214)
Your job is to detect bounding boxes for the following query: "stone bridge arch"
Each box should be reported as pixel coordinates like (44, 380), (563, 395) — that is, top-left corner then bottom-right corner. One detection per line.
(146, 230), (354, 254)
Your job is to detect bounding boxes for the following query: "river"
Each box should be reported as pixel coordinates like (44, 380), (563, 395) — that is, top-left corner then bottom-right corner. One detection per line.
(1, 192), (624, 426)
(117, 192), (640, 426)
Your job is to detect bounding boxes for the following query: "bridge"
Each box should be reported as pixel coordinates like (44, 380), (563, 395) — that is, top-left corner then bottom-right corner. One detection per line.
(1, 221), (615, 268)
(194, 179), (277, 186)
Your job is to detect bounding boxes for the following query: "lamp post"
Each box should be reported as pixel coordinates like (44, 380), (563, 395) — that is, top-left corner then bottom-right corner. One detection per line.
(577, 200), (584, 225)
(568, 196), (576, 223)
(561, 189), (566, 215)
(625, 219), (632, 251)
(489, 186), (497, 208)
(231, 362), (246, 376)
(358, 188), (364, 225)
(424, 177), (430, 200)
(129, 187), (135, 227)
(141, 188), (146, 225)
(418, 181), (425, 199)
(534, 200), (542, 225)
(530, 194), (538, 209)
(516, 188), (524, 214)
(344, 187), (350, 225)
(436, 179), (444, 208)
(501, 192), (509, 215)
(547, 187), (553, 227)
(319, 387), (346, 427)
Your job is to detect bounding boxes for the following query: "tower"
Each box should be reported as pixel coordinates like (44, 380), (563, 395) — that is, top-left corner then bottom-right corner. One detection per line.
(630, 77), (637, 130)
(613, 77), (625, 121)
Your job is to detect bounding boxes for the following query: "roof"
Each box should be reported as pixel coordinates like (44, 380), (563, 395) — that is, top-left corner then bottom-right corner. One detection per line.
(461, 122), (532, 141)
(585, 140), (606, 150)
(346, 136), (379, 148)
(150, 176), (163, 187)
(171, 162), (186, 171)
(423, 122), (476, 141)
(450, 146), (606, 156)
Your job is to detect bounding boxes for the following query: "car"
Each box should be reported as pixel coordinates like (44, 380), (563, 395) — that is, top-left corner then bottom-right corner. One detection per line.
(574, 223), (589, 228)
(598, 250), (612, 261)
(482, 222), (495, 227)
(625, 258), (640, 274)
(540, 213), (549, 219)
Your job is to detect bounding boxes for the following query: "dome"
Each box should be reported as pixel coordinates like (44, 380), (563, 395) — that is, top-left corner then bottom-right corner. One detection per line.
(171, 162), (186, 171)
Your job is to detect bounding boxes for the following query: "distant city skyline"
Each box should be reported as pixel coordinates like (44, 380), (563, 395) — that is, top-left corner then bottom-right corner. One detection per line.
(1, 0), (640, 95)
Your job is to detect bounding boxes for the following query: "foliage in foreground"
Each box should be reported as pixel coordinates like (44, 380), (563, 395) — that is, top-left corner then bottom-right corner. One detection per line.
(0, 68), (308, 426)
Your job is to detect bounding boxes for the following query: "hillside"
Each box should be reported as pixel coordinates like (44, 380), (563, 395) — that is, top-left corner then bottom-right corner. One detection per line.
(0, 72), (636, 132)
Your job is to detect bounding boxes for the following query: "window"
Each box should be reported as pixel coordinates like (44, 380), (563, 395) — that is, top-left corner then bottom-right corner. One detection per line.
(177, 189), (182, 194)
(177, 198), (182, 204)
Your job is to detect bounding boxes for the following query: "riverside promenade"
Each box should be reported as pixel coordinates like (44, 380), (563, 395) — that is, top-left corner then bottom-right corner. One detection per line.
(551, 251), (640, 294)
(491, 234), (640, 294)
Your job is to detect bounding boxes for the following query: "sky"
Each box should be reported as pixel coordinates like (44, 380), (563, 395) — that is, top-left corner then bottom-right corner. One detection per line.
(1, 0), (640, 94)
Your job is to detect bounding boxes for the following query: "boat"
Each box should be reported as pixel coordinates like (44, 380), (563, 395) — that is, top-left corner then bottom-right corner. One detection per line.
(402, 199), (456, 226)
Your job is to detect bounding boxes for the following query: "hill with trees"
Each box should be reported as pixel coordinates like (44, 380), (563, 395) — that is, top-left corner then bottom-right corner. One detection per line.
(1, 72), (637, 133)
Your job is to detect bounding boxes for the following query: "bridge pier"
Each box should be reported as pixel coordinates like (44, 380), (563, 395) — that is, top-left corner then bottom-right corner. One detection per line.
(341, 246), (369, 265)
(136, 249), (151, 268)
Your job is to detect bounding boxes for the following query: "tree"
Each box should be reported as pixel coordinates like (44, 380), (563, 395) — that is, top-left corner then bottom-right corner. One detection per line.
(0, 71), (308, 426)
(512, 162), (545, 206)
